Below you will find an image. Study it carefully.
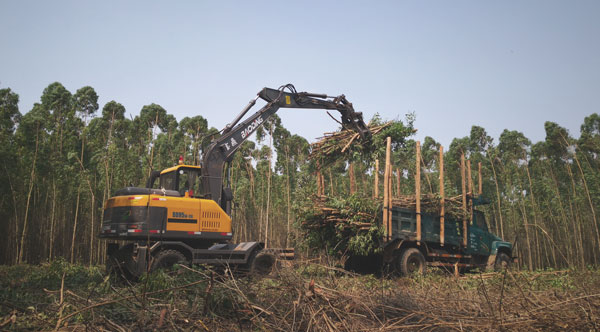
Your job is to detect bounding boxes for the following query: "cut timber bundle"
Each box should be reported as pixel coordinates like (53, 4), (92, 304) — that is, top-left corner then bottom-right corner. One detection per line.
(310, 122), (392, 159)
(301, 195), (378, 231)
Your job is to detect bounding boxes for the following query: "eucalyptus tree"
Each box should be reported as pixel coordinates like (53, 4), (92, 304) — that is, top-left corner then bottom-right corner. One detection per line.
(0, 88), (21, 264)
(179, 115), (209, 164)
(14, 103), (50, 263)
(497, 129), (538, 269)
(71, 86), (99, 264)
(135, 103), (169, 179)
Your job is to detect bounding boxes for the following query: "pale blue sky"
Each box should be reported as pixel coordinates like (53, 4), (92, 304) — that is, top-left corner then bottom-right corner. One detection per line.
(1, 1), (598, 147)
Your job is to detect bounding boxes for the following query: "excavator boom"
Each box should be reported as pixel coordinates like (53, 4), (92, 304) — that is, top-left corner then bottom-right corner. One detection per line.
(202, 84), (371, 212)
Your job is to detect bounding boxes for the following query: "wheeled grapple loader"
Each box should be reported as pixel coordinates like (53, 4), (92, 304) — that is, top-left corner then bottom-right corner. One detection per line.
(99, 84), (370, 278)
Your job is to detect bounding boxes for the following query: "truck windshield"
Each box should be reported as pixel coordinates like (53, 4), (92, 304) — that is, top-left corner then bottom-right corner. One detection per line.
(474, 210), (488, 232)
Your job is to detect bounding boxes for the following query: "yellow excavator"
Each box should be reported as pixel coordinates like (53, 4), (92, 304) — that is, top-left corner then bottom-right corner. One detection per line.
(99, 84), (370, 278)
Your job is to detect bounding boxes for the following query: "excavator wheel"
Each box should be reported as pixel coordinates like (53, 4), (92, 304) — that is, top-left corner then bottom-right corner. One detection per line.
(106, 244), (137, 281)
(249, 250), (276, 275)
(150, 249), (188, 273)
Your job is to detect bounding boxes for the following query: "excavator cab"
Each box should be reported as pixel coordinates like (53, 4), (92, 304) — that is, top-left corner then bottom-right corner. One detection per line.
(158, 165), (201, 198)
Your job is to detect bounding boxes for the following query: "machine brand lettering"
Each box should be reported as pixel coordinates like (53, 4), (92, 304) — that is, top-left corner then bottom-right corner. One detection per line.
(240, 116), (263, 139)
(172, 211), (193, 219)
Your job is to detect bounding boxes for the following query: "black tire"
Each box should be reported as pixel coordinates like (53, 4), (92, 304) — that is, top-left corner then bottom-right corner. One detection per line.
(106, 244), (136, 280)
(397, 248), (426, 276)
(494, 252), (511, 271)
(150, 249), (188, 272)
(249, 251), (276, 275)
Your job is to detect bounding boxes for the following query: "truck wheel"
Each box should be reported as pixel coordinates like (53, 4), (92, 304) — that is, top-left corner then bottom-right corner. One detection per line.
(494, 252), (511, 271)
(398, 248), (426, 276)
(249, 251), (276, 275)
(151, 249), (188, 272)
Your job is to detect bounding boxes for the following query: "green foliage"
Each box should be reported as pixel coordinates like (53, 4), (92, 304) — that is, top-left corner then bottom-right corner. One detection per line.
(297, 194), (383, 257)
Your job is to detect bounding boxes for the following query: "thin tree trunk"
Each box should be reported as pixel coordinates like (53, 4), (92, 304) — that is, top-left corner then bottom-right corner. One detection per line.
(49, 180), (57, 261)
(285, 149), (291, 248)
(488, 153), (505, 239)
(147, 112), (159, 177)
(70, 187), (81, 264)
(523, 155), (542, 269)
(98, 185), (106, 264)
(572, 150), (600, 257)
(565, 164), (587, 266)
(518, 193), (533, 271)
(18, 128), (39, 264)
(89, 192), (95, 265)
(4, 162), (20, 264)
(264, 133), (273, 248)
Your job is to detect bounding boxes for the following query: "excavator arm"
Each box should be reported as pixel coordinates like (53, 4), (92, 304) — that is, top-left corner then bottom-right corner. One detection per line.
(201, 84), (371, 213)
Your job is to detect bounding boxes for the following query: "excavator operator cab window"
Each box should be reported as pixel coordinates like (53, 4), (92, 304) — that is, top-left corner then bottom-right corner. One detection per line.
(159, 171), (177, 191)
(178, 169), (199, 197)
(159, 167), (201, 197)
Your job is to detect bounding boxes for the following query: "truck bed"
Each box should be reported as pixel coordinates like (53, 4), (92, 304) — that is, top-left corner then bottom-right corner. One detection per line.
(391, 207), (463, 247)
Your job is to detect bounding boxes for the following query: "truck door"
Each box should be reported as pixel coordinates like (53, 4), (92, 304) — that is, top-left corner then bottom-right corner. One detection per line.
(469, 210), (492, 256)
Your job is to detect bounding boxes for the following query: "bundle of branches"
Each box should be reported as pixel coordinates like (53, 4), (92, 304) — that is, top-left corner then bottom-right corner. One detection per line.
(297, 194), (383, 257)
(392, 194), (469, 221)
(311, 122), (393, 160)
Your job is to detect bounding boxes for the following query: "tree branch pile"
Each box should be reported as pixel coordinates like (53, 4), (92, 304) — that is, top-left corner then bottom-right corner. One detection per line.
(2, 261), (600, 331)
(297, 194), (383, 257)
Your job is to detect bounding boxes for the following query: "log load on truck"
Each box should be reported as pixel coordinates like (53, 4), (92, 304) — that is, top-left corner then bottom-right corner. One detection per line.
(99, 84), (371, 278)
(346, 195), (514, 275)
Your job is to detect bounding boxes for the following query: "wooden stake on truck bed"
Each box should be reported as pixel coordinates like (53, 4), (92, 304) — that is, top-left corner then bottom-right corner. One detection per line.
(461, 153), (467, 247)
(467, 160), (473, 196)
(396, 168), (401, 197)
(374, 159), (379, 198)
(416, 141), (422, 243)
(388, 161), (393, 241)
(383, 137), (392, 241)
(478, 162), (482, 195)
(439, 145), (445, 246)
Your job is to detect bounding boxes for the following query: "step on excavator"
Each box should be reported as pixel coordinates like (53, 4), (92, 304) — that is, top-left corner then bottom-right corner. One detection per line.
(99, 84), (371, 278)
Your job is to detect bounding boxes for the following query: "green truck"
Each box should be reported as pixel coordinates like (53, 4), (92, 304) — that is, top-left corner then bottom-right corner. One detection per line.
(346, 196), (514, 275)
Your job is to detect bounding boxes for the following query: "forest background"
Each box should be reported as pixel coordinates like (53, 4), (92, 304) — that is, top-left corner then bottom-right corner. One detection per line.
(1, 82), (600, 271)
